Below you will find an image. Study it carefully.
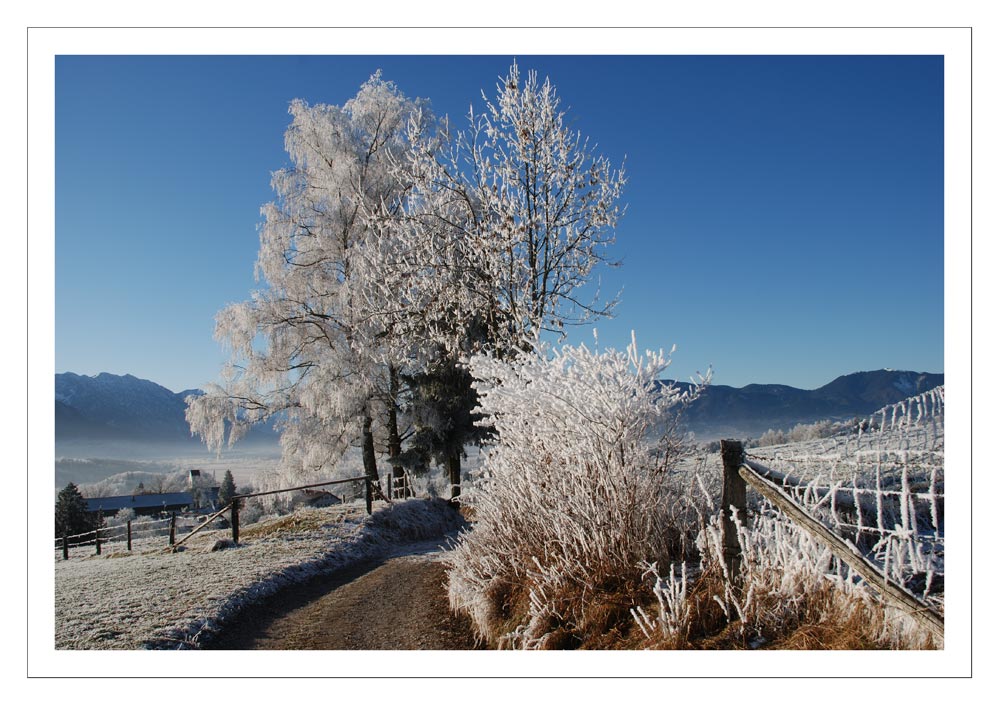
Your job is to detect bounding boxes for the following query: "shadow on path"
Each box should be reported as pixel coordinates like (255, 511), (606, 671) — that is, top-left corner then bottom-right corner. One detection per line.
(204, 549), (483, 650)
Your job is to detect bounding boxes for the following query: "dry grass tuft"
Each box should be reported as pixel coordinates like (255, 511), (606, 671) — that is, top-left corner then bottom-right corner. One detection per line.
(239, 506), (357, 540)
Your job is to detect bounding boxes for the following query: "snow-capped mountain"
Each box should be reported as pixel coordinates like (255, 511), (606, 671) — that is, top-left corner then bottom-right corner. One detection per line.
(55, 372), (200, 441)
(55, 368), (942, 446)
(672, 369), (944, 439)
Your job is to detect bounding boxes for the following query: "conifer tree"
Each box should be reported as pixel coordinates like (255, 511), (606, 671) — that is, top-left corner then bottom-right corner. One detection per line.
(55, 482), (92, 538)
(218, 470), (237, 507)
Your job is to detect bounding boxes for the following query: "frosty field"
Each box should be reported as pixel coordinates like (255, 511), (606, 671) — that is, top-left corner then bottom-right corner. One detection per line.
(54, 387), (944, 651)
(54, 498), (464, 649)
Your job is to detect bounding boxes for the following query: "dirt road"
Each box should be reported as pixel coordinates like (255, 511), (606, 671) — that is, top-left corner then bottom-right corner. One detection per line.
(205, 545), (484, 650)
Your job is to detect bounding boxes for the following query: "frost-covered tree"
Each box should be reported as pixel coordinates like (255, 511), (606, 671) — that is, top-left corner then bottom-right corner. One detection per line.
(389, 61), (626, 355)
(364, 62), (627, 496)
(189, 63), (626, 502)
(187, 73), (432, 487)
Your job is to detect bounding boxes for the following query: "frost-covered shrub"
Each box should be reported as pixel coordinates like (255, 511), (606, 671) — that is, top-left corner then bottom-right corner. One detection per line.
(445, 335), (703, 648)
(751, 419), (847, 448)
(109, 507), (136, 526)
(635, 500), (939, 649)
(238, 497), (266, 526)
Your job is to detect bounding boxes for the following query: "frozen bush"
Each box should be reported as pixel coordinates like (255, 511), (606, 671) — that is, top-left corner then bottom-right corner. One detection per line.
(750, 418), (851, 448)
(238, 497), (265, 526)
(634, 496), (940, 650)
(108, 507), (136, 526)
(445, 334), (705, 648)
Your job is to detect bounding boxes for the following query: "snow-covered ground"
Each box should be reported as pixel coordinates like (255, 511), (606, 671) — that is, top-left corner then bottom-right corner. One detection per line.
(54, 497), (465, 650)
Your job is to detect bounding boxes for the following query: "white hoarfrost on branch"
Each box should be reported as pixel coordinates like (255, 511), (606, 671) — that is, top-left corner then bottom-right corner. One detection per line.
(378, 61), (626, 357)
(445, 334), (706, 648)
(188, 62), (627, 501)
(186, 73), (433, 485)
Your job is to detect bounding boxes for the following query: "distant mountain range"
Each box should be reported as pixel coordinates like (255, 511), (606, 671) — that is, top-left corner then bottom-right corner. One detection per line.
(56, 373), (199, 441)
(55, 369), (943, 446)
(669, 369), (943, 438)
(55, 372), (276, 446)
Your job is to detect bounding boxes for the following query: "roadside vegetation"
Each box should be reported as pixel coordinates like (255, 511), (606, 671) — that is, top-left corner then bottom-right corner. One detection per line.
(444, 342), (943, 650)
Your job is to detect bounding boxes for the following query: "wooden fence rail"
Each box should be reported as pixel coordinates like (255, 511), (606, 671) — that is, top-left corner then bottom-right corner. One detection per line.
(60, 475), (405, 560)
(384, 470), (415, 500)
(174, 475), (387, 548)
(720, 439), (944, 641)
(56, 513), (180, 560)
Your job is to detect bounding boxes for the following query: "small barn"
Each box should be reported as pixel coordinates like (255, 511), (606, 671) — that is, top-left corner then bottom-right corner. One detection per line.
(85, 492), (194, 517)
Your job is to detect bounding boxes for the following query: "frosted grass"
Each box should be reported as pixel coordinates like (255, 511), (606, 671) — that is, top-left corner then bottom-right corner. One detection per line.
(55, 498), (464, 649)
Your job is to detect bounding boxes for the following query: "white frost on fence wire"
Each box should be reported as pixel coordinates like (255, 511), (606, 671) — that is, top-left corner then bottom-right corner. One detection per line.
(635, 387), (945, 648)
(639, 503), (940, 648)
(54, 498), (464, 650)
(744, 386), (945, 594)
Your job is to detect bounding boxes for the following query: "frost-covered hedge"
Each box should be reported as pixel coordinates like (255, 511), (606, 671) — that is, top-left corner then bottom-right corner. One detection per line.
(446, 336), (703, 648)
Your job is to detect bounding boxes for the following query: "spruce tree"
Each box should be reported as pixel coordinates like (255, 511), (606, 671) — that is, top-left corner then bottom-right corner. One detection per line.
(218, 470), (237, 507)
(55, 482), (92, 538)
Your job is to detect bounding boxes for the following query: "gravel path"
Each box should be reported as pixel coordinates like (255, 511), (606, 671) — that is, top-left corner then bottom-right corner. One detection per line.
(205, 544), (483, 650)
(54, 499), (469, 650)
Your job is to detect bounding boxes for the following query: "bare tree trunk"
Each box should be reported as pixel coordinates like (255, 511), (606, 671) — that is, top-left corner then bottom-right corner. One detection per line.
(447, 447), (462, 503)
(387, 366), (409, 498)
(361, 411), (379, 486)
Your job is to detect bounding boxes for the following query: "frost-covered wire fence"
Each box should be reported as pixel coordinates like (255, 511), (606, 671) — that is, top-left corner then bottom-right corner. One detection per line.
(742, 386), (945, 590)
(716, 386), (945, 640)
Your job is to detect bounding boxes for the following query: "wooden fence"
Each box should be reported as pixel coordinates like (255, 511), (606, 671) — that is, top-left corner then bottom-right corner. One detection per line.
(56, 513), (184, 559)
(719, 439), (944, 640)
(172, 475), (388, 548)
(58, 475), (390, 559)
(384, 470), (415, 500)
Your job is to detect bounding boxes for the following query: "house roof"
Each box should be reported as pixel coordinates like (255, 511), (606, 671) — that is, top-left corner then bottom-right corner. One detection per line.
(85, 492), (193, 513)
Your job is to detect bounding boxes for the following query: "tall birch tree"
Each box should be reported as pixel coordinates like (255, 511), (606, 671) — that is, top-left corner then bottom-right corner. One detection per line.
(186, 73), (431, 486)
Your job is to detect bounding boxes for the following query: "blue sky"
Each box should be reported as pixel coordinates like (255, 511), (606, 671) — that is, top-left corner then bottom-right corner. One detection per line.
(55, 55), (943, 393)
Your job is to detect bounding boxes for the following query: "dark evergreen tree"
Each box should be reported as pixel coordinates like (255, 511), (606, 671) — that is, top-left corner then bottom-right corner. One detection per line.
(401, 358), (491, 502)
(218, 470), (237, 507)
(55, 482), (92, 538)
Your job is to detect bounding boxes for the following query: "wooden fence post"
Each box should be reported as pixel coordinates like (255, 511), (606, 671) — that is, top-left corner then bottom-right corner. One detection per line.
(720, 439), (747, 582)
(95, 529), (101, 555)
(231, 500), (240, 544)
(365, 479), (373, 515)
(62, 534), (68, 561)
(169, 513), (176, 546)
(126, 520), (132, 551)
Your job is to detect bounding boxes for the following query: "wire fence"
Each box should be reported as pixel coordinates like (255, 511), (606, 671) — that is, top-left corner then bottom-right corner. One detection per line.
(726, 386), (945, 610)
